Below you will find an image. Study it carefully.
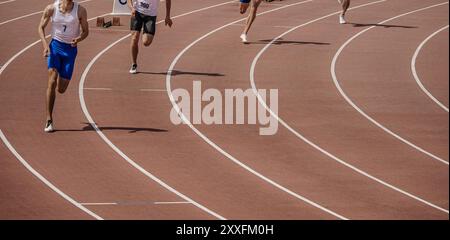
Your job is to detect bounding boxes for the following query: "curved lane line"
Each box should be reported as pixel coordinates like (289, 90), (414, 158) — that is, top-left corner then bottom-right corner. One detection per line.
(0, 1), (234, 220)
(411, 25), (449, 112)
(250, 1), (449, 214)
(78, 1), (241, 220)
(0, 130), (103, 220)
(0, 11), (111, 75)
(0, 0), (96, 27)
(165, 0), (350, 220)
(331, 2), (449, 165)
(0, 0), (16, 6)
(0, 11), (119, 220)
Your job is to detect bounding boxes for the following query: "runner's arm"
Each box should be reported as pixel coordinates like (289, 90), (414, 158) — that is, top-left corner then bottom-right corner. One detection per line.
(38, 4), (54, 57)
(73, 6), (89, 47)
(128, 0), (136, 16)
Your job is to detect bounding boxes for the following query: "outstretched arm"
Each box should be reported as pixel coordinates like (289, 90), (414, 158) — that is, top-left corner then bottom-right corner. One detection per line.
(38, 4), (54, 57)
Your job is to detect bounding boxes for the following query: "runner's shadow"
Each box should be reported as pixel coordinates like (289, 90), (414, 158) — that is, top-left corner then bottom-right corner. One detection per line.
(350, 23), (418, 28)
(138, 70), (225, 77)
(250, 38), (330, 45)
(54, 123), (168, 133)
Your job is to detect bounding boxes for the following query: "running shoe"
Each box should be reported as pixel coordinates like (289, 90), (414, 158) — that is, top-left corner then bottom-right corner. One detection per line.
(44, 120), (54, 133)
(240, 34), (248, 43)
(339, 14), (347, 24)
(129, 64), (138, 74)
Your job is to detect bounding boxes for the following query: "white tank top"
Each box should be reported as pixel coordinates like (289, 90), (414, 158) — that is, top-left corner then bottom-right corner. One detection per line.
(133, 0), (159, 17)
(51, 1), (80, 44)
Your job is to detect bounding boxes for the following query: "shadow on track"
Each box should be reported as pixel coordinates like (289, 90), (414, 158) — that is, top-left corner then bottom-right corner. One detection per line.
(350, 22), (418, 28)
(54, 123), (168, 133)
(138, 70), (225, 77)
(249, 38), (330, 45)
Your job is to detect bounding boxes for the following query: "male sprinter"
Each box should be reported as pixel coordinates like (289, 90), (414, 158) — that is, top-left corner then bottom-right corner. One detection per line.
(239, 0), (263, 43)
(338, 0), (350, 24)
(239, 0), (282, 43)
(128, 0), (173, 74)
(38, 0), (89, 132)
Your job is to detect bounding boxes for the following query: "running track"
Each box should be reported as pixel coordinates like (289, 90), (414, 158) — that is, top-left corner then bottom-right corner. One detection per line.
(0, 0), (448, 219)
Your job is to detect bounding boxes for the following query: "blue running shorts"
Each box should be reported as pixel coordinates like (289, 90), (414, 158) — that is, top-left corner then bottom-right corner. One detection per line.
(47, 39), (78, 80)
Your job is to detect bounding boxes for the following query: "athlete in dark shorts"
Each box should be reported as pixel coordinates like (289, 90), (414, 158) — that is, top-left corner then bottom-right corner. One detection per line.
(131, 12), (157, 36)
(127, 0), (172, 74)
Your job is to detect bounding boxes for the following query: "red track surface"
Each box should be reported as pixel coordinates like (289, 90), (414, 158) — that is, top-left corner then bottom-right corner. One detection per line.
(0, 0), (448, 219)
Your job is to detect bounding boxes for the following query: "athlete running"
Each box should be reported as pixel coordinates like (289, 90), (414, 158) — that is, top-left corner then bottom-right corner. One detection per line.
(128, 0), (173, 74)
(338, 0), (350, 24)
(38, 0), (89, 132)
(239, 0), (283, 43)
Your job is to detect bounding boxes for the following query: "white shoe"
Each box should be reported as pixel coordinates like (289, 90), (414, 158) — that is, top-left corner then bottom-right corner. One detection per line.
(129, 64), (137, 74)
(240, 34), (248, 43)
(339, 14), (347, 24)
(44, 120), (54, 133)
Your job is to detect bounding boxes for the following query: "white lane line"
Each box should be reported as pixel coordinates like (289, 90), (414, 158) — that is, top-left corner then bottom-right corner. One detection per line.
(140, 89), (166, 92)
(0, 0), (15, 5)
(0, 130), (103, 220)
(80, 201), (191, 205)
(272, 25), (297, 29)
(84, 87), (112, 91)
(0, 39), (46, 75)
(231, 23), (247, 27)
(0, 0), (96, 26)
(0, 11), (43, 26)
(0, 12), (110, 76)
(331, 2), (449, 165)
(154, 201), (191, 205)
(250, 1), (449, 214)
(85, 88), (167, 92)
(81, 202), (118, 206)
(166, 0), (348, 220)
(231, 23), (296, 28)
(411, 25), (449, 112)
(79, 1), (239, 221)
(0, 11), (121, 220)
